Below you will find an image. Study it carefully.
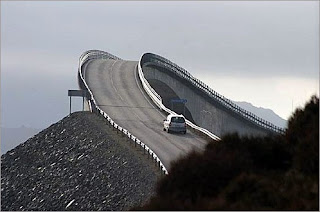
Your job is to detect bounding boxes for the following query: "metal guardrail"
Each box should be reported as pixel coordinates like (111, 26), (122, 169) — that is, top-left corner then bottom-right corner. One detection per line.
(78, 50), (168, 175)
(140, 53), (285, 134)
(138, 55), (221, 141)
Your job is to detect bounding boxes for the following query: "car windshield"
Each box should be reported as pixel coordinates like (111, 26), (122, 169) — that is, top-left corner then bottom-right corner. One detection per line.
(171, 117), (185, 123)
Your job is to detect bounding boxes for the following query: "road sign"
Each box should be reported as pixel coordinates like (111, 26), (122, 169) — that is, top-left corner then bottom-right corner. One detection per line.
(68, 90), (89, 115)
(68, 90), (89, 97)
(170, 99), (187, 116)
(170, 99), (187, 103)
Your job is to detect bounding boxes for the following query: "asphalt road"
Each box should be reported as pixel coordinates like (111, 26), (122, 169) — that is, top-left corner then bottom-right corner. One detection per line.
(84, 58), (208, 169)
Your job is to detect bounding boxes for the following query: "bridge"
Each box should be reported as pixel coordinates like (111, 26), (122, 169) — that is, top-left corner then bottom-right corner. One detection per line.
(78, 50), (284, 174)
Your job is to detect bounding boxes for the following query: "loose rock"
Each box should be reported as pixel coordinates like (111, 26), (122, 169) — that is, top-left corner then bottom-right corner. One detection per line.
(1, 111), (160, 211)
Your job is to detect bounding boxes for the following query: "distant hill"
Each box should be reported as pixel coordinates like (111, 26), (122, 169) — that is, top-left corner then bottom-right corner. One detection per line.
(1, 126), (42, 155)
(233, 101), (287, 129)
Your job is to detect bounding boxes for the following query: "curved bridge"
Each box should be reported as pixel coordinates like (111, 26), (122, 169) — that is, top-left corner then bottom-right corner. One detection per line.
(78, 50), (284, 173)
(141, 53), (284, 137)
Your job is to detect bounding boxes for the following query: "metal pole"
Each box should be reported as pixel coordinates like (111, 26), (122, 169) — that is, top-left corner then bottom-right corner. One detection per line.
(69, 96), (71, 115)
(82, 96), (84, 111)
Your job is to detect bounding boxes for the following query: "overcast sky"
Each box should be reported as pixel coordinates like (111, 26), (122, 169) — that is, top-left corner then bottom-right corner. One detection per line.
(1, 1), (319, 129)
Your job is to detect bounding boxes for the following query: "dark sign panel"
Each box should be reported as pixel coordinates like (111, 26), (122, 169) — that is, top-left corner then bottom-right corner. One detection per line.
(170, 99), (187, 103)
(68, 90), (88, 97)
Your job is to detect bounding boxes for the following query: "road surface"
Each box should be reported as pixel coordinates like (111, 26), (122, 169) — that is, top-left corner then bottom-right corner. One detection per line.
(84, 58), (209, 169)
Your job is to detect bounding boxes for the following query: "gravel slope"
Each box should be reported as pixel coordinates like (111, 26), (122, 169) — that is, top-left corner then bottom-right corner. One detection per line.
(1, 111), (160, 211)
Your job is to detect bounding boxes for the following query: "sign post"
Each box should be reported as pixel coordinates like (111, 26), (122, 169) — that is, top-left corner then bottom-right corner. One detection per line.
(68, 90), (89, 115)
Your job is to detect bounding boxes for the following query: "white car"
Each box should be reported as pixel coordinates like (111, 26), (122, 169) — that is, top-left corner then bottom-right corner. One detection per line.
(163, 114), (187, 134)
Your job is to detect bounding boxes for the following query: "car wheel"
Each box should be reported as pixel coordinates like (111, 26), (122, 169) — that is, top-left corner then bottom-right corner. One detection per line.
(183, 131), (186, 134)
(163, 128), (166, 131)
(167, 129), (170, 133)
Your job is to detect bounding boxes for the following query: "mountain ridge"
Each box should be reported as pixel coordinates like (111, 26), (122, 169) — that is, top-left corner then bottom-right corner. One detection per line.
(233, 101), (287, 129)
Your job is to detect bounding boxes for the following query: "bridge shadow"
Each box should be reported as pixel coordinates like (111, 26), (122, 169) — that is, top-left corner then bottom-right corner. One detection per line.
(147, 79), (196, 124)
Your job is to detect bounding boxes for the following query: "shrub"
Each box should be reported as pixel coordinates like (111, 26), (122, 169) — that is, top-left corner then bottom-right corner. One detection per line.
(286, 95), (319, 175)
(133, 96), (319, 210)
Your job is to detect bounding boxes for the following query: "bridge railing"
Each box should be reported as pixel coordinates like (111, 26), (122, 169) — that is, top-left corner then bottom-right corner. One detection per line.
(140, 53), (285, 134)
(138, 55), (221, 141)
(78, 50), (168, 175)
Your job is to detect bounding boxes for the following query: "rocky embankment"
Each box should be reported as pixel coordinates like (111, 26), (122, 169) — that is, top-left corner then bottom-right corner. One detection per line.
(1, 112), (160, 211)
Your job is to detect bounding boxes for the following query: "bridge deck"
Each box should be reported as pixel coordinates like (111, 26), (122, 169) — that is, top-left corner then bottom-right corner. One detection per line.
(85, 58), (208, 169)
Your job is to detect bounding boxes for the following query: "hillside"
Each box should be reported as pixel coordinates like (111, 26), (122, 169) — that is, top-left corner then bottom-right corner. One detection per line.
(234, 101), (287, 128)
(1, 112), (160, 211)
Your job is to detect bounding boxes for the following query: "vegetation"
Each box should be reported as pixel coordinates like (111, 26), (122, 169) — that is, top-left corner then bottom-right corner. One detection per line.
(133, 95), (319, 210)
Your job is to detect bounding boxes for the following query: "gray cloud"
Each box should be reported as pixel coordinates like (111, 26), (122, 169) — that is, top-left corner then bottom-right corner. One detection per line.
(1, 1), (318, 128)
(1, 70), (82, 128)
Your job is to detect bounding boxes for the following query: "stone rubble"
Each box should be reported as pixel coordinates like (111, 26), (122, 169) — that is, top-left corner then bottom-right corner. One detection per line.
(1, 111), (160, 211)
